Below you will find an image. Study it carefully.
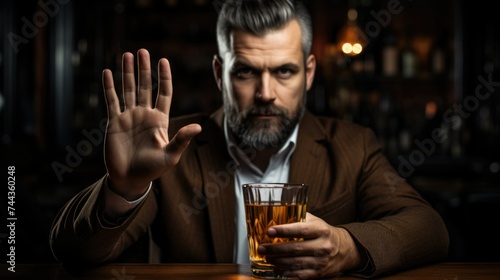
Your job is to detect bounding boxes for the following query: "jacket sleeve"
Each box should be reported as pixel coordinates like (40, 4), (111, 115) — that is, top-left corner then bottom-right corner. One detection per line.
(340, 128), (450, 277)
(49, 175), (158, 265)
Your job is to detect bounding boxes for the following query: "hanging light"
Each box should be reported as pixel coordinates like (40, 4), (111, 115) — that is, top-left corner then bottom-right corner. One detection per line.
(337, 9), (365, 56)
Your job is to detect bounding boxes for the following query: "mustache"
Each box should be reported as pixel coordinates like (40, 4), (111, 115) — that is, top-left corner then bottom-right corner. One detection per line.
(243, 104), (287, 117)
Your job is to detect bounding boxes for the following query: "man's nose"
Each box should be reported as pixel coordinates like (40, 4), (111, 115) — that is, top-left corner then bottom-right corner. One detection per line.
(256, 72), (276, 102)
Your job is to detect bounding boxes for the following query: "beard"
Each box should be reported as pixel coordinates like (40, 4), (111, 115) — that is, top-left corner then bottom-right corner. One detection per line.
(225, 98), (305, 150)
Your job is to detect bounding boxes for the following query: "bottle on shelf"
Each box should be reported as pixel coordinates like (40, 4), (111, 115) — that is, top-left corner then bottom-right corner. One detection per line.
(428, 30), (448, 76)
(381, 30), (399, 77)
(400, 32), (418, 78)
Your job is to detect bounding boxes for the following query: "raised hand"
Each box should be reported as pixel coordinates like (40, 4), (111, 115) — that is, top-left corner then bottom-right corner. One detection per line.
(102, 49), (202, 200)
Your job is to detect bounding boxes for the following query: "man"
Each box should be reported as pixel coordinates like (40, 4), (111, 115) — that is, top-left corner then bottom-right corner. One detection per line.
(50, 0), (449, 278)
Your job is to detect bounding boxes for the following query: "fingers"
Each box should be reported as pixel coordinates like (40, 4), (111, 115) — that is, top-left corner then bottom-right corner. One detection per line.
(155, 58), (173, 115)
(102, 69), (121, 118)
(164, 124), (202, 166)
(260, 213), (329, 256)
(268, 213), (320, 238)
(260, 238), (332, 278)
(122, 52), (136, 109)
(268, 225), (310, 240)
(109, 49), (167, 112)
(260, 236), (332, 257)
(137, 49), (153, 107)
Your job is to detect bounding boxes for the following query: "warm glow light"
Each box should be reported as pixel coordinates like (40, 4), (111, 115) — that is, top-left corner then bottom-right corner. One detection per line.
(347, 9), (358, 21)
(337, 9), (365, 56)
(352, 43), (363, 54)
(425, 101), (438, 119)
(342, 43), (353, 54)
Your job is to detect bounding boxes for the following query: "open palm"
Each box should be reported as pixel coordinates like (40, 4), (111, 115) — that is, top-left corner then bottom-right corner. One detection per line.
(102, 49), (201, 200)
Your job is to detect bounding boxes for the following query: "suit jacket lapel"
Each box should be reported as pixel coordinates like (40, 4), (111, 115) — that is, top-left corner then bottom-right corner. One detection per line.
(196, 109), (236, 262)
(195, 109), (331, 261)
(289, 111), (331, 212)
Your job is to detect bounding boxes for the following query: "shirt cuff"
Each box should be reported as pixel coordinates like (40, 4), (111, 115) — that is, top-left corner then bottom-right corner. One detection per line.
(102, 176), (152, 223)
(346, 248), (374, 277)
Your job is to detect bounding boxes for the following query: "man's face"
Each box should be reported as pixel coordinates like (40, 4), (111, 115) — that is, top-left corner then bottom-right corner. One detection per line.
(217, 19), (316, 150)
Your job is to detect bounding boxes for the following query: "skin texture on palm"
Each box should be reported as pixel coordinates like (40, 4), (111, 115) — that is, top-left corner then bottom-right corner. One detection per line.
(102, 49), (201, 201)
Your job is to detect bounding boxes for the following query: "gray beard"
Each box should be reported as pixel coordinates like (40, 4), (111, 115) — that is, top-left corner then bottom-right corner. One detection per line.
(225, 102), (305, 150)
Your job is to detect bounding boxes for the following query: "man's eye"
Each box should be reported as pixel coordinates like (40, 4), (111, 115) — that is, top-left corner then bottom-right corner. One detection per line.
(276, 68), (294, 78)
(235, 68), (256, 79)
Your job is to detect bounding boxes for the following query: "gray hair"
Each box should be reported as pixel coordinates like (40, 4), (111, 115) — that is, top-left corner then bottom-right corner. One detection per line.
(216, 0), (313, 58)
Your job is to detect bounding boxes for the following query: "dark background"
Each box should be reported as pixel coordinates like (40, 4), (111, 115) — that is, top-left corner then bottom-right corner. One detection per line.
(1, 0), (499, 264)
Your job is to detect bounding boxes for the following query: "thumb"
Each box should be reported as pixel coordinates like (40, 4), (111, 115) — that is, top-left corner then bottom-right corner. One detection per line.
(164, 123), (202, 165)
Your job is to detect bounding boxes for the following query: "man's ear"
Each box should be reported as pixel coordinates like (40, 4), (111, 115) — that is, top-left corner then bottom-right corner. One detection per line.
(305, 54), (316, 91)
(212, 54), (223, 91)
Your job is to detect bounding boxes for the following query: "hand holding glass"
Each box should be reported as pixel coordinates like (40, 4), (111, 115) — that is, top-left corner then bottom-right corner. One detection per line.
(242, 183), (308, 279)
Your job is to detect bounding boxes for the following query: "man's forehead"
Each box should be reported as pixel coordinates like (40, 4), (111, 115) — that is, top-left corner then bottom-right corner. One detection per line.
(228, 20), (303, 61)
(230, 20), (301, 49)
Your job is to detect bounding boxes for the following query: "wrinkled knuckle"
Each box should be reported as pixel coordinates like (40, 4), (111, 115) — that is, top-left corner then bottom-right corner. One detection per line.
(291, 244), (303, 255)
(293, 257), (304, 267)
(318, 244), (334, 257)
(319, 226), (331, 236)
(300, 225), (310, 236)
(311, 259), (328, 271)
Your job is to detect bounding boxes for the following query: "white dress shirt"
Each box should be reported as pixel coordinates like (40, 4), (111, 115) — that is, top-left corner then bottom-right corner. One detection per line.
(224, 117), (299, 264)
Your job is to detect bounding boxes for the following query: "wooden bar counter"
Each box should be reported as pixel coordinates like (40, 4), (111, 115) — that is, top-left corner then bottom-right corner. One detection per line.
(1, 262), (499, 279)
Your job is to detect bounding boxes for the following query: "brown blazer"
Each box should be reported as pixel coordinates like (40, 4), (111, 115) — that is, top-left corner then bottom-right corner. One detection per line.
(50, 109), (449, 277)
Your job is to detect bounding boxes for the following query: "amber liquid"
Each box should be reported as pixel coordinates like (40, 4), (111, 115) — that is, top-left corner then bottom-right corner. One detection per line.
(245, 203), (307, 266)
